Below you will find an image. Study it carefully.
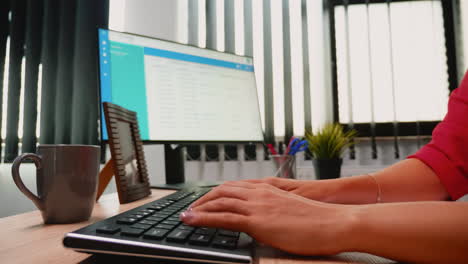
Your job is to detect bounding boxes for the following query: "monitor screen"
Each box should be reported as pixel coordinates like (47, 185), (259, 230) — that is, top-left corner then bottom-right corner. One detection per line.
(98, 29), (264, 143)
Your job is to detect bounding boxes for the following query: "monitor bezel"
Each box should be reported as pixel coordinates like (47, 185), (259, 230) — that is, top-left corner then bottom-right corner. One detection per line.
(97, 28), (265, 145)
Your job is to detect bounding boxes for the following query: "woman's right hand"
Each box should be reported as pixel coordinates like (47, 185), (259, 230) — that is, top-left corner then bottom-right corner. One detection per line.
(184, 181), (355, 256)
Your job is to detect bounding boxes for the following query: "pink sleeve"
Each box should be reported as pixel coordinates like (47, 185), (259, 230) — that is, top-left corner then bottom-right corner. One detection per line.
(408, 71), (468, 200)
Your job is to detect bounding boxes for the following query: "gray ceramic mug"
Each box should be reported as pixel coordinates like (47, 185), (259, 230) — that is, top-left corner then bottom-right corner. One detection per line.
(12, 145), (101, 224)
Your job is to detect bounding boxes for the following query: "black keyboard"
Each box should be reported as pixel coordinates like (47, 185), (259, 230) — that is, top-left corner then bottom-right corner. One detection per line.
(63, 187), (253, 264)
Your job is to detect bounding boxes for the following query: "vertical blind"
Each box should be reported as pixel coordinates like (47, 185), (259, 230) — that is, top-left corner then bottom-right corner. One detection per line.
(333, 0), (459, 159)
(0, 0), (108, 162)
(185, 0), (333, 161)
(335, 1), (449, 124)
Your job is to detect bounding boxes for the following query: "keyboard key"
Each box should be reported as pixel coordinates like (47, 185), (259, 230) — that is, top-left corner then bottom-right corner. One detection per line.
(146, 216), (165, 222)
(161, 220), (180, 226)
(155, 224), (176, 230)
(166, 229), (192, 243)
(178, 225), (195, 231)
(148, 205), (165, 211)
(120, 227), (145, 237)
(167, 216), (180, 222)
(137, 210), (153, 217)
(96, 225), (120, 234)
(132, 223), (152, 230)
(129, 214), (145, 220)
(188, 233), (212, 246)
(194, 227), (216, 236)
(143, 228), (169, 240)
(212, 236), (237, 249)
(161, 210), (177, 215)
(218, 229), (239, 237)
(116, 217), (138, 224)
(139, 220), (158, 226)
(154, 212), (171, 217)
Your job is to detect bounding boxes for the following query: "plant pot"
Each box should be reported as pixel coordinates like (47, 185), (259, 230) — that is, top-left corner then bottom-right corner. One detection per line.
(312, 158), (343, 180)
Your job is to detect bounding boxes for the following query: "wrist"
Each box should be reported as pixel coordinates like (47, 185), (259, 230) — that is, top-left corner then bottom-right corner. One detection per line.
(293, 179), (341, 202)
(335, 205), (367, 252)
(298, 178), (355, 203)
(314, 179), (344, 203)
(329, 175), (380, 204)
(320, 204), (362, 254)
(293, 175), (379, 204)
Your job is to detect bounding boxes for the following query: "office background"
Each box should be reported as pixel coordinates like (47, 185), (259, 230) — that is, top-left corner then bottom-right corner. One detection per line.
(0, 0), (467, 217)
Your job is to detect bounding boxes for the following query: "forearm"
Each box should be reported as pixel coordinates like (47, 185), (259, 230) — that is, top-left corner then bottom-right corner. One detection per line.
(342, 201), (468, 264)
(315, 159), (450, 204)
(373, 158), (449, 202)
(307, 175), (379, 204)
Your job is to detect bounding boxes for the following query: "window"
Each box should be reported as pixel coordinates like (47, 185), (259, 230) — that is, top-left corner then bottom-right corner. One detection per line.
(332, 0), (455, 136)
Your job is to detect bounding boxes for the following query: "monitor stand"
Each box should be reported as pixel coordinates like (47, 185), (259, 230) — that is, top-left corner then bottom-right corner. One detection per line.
(150, 144), (221, 190)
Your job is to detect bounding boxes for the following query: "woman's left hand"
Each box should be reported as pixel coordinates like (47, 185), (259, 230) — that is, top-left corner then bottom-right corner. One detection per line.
(181, 181), (356, 256)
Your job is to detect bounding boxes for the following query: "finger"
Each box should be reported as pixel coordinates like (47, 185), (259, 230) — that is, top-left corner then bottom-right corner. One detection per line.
(240, 179), (266, 183)
(222, 180), (258, 189)
(224, 180), (281, 191)
(240, 179), (276, 187)
(192, 197), (251, 216)
(180, 211), (249, 232)
(190, 185), (249, 209)
(242, 177), (282, 187)
(252, 177), (284, 187)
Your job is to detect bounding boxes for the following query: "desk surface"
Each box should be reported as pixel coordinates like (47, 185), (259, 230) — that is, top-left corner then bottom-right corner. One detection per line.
(0, 189), (395, 264)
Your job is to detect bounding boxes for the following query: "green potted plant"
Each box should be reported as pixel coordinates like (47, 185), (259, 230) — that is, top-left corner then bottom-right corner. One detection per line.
(304, 123), (357, 180)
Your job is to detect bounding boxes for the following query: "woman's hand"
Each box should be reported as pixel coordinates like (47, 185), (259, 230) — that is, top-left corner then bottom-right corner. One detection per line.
(181, 181), (356, 255)
(243, 175), (387, 204)
(241, 177), (339, 203)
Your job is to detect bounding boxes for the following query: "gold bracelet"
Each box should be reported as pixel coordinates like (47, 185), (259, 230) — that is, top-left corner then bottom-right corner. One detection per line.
(367, 174), (382, 203)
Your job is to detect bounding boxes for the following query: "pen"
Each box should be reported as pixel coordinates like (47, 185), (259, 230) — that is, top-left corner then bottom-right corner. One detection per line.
(267, 144), (278, 155)
(285, 137), (295, 155)
(288, 139), (308, 155)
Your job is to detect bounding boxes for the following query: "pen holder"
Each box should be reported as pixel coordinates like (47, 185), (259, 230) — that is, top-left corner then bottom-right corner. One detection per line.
(271, 155), (296, 179)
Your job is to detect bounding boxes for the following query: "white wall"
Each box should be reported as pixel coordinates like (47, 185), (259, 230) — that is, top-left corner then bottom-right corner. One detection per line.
(109, 0), (179, 41)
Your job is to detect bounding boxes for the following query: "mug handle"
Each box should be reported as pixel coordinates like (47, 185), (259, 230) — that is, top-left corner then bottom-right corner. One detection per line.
(12, 153), (44, 210)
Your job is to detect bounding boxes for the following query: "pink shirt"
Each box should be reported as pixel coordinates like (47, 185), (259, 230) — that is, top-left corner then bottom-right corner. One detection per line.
(409, 71), (468, 200)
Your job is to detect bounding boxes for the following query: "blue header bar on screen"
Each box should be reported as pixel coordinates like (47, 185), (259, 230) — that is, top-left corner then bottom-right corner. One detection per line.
(143, 47), (254, 72)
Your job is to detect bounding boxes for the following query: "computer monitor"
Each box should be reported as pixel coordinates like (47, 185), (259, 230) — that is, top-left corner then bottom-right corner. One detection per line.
(97, 29), (264, 188)
(98, 29), (263, 143)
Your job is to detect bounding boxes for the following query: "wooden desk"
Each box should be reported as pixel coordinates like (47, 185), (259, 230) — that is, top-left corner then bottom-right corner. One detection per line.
(0, 190), (394, 264)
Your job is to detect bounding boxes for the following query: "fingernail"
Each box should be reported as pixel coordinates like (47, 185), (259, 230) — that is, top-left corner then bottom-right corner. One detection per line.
(180, 210), (195, 223)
